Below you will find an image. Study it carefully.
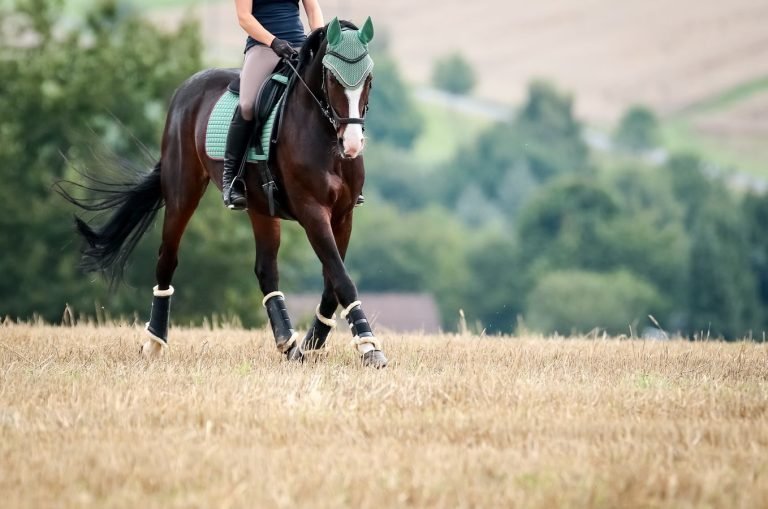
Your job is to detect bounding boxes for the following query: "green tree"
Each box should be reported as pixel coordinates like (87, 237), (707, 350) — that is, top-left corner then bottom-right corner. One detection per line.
(361, 144), (435, 211)
(614, 105), (659, 152)
(515, 81), (590, 181)
(687, 191), (760, 339)
(0, 0), (204, 321)
(443, 81), (589, 214)
(601, 165), (691, 318)
(666, 154), (713, 228)
(367, 51), (423, 149)
(525, 270), (662, 335)
(516, 177), (621, 274)
(431, 53), (476, 95)
(458, 233), (523, 334)
(516, 174), (689, 328)
(743, 192), (768, 331)
(346, 202), (471, 327)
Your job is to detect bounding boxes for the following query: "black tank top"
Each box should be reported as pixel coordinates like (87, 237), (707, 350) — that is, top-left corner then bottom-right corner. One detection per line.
(245, 0), (306, 52)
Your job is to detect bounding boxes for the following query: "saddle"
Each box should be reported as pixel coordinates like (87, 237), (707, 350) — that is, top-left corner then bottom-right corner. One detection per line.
(205, 62), (295, 218)
(228, 62), (290, 129)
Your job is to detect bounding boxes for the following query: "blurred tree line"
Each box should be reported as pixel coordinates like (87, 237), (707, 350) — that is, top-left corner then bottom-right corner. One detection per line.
(359, 76), (768, 339)
(2, 1), (767, 339)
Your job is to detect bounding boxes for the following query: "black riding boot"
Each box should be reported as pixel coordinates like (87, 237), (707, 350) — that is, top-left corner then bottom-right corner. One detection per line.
(222, 107), (253, 210)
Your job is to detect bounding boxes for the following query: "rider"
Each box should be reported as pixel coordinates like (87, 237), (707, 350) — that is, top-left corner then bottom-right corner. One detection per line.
(223, 0), (325, 210)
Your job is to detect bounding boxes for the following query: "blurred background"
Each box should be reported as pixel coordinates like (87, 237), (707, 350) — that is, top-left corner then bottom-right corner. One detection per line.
(1, 0), (767, 339)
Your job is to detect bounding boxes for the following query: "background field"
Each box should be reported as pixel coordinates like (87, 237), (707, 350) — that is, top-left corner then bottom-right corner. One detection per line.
(2, 325), (767, 508)
(153, 0), (768, 118)
(150, 0), (768, 170)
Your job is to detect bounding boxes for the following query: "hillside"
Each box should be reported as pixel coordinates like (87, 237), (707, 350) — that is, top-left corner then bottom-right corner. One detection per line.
(156, 0), (768, 124)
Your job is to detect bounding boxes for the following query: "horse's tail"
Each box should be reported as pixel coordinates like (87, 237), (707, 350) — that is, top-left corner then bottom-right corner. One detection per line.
(57, 160), (165, 284)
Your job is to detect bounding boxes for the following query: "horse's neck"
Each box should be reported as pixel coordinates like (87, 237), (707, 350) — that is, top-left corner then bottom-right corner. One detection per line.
(301, 48), (326, 93)
(286, 49), (328, 125)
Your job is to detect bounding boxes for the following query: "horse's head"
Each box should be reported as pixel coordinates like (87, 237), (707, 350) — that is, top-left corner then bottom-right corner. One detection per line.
(321, 17), (375, 159)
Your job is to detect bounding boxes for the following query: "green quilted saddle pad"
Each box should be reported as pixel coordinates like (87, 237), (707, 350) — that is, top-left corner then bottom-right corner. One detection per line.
(205, 91), (283, 163)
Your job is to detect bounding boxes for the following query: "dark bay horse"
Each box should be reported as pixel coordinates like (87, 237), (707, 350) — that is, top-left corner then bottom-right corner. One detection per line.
(62, 18), (388, 368)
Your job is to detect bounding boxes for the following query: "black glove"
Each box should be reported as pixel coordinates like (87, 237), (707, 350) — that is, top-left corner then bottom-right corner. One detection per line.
(270, 38), (297, 59)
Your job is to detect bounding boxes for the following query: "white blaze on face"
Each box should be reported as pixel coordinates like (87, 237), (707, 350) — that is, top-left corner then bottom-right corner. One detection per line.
(342, 84), (365, 158)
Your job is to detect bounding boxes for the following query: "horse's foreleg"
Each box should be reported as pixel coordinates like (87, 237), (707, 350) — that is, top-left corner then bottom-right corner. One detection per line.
(247, 212), (298, 354)
(300, 210), (388, 368)
(293, 214), (352, 357)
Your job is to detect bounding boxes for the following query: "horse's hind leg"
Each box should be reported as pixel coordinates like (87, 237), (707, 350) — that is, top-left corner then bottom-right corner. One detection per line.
(247, 211), (299, 355)
(290, 277), (338, 359)
(142, 160), (208, 357)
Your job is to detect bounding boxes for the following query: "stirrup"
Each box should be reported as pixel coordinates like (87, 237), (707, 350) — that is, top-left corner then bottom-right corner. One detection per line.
(224, 180), (247, 211)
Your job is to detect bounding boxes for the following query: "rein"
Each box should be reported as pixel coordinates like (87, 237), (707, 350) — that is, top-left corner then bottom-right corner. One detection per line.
(283, 56), (368, 132)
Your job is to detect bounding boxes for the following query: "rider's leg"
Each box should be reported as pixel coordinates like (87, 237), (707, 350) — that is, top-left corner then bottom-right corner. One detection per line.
(222, 45), (281, 210)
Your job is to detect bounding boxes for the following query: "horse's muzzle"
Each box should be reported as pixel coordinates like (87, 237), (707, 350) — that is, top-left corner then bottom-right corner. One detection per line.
(339, 126), (365, 159)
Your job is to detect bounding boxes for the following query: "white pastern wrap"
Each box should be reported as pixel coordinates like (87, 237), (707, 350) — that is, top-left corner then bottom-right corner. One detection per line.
(144, 324), (168, 347)
(351, 336), (380, 354)
(152, 285), (175, 297)
(300, 306), (337, 355)
(340, 300), (362, 319)
(262, 291), (285, 307)
(315, 305), (337, 328)
(341, 301), (380, 352)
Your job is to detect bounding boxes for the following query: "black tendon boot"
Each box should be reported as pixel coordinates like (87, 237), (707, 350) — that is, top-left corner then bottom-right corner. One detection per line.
(222, 106), (254, 210)
(341, 301), (388, 368)
(287, 306), (337, 361)
(263, 292), (298, 353)
(146, 285), (174, 344)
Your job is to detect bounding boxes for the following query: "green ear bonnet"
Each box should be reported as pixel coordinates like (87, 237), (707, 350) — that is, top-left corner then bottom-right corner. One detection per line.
(322, 17), (375, 89)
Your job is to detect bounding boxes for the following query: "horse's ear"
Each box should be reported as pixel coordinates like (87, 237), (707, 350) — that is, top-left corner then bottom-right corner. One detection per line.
(327, 17), (342, 46)
(358, 16), (374, 45)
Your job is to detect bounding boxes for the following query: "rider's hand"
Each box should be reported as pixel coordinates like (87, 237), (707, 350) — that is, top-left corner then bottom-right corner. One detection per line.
(270, 38), (297, 59)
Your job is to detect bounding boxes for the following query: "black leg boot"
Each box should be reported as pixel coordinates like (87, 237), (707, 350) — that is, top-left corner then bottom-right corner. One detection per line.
(341, 301), (388, 368)
(263, 291), (298, 353)
(286, 305), (337, 361)
(222, 107), (254, 210)
(145, 285), (174, 344)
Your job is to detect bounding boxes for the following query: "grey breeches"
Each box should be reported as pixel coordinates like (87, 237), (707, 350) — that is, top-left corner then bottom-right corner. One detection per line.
(239, 45), (281, 121)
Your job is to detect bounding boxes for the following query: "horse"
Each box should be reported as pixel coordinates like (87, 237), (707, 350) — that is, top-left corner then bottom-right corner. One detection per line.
(60, 17), (388, 368)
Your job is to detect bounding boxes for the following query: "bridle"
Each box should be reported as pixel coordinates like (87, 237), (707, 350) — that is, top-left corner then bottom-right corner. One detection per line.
(321, 67), (370, 130)
(284, 51), (371, 132)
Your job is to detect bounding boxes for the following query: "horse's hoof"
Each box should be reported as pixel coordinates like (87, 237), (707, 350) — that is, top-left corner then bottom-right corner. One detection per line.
(284, 344), (304, 362)
(275, 332), (298, 354)
(140, 339), (165, 358)
(361, 350), (388, 369)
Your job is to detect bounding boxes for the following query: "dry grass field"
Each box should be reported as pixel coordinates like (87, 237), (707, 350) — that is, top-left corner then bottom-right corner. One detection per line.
(2, 324), (767, 508)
